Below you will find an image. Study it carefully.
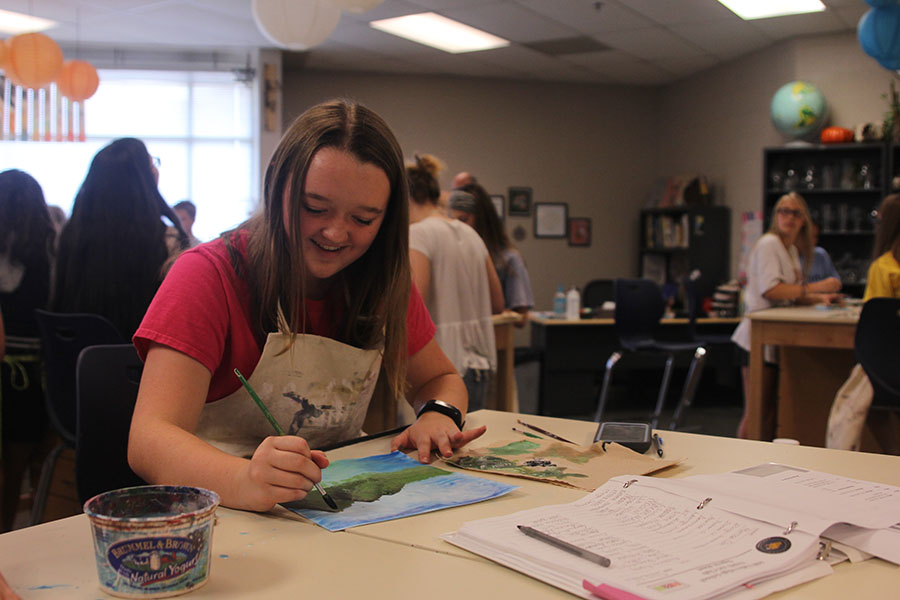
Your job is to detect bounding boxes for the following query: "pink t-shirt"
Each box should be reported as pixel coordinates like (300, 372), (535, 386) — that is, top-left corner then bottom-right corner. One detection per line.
(134, 231), (435, 403)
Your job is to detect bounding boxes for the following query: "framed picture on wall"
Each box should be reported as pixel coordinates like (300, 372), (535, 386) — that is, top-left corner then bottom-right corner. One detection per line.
(490, 194), (505, 219)
(568, 217), (591, 247)
(534, 202), (567, 238)
(508, 187), (532, 216)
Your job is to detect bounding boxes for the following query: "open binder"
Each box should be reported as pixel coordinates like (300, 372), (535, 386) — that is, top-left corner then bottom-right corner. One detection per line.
(443, 464), (900, 600)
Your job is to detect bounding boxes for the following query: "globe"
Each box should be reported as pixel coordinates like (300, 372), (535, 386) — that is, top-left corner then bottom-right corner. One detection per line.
(770, 81), (828, 139)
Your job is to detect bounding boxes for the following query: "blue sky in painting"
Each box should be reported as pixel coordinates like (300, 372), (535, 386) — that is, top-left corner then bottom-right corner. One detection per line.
(321, 451), (424, 484)
(287, 451), (517, 531)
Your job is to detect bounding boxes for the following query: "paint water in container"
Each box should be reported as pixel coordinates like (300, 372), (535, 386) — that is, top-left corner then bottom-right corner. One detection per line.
(83, 485), (219, 598)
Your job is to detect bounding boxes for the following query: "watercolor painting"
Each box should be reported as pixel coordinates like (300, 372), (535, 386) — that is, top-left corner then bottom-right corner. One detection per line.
(446, 436), (679, 491)
(282, 451), (517, 531)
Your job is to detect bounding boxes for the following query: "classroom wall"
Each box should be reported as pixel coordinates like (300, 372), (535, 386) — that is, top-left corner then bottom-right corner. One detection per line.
(280, 31), (892, 318)
(657, 32), (891, 276)
(280, 71), (659, 312)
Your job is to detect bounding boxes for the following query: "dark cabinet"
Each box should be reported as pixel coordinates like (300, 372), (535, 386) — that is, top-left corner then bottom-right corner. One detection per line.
(639, 205), (730, 302)
(763, 143), (886, 294)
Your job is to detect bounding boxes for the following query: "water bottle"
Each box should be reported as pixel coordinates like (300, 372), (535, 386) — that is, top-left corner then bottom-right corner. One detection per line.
(565, 285), (580, 320)
(553, 284), (566, 316)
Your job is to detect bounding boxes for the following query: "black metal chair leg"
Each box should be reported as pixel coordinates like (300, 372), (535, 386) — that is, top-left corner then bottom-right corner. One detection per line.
(650, 354), (676, 430)
(30, 442), (66, 526)
(670, 347), (708, 431)
(593, 351), (622, 422)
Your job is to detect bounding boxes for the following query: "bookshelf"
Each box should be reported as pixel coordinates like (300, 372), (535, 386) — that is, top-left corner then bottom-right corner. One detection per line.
(639, 205), (730, 302)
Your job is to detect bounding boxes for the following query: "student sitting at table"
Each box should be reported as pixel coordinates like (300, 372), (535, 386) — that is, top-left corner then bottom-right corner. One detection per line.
(731, 192), (842, 439)
(827, 193), (900, 452)
(128, 100), (486, 512)
(808, 216), (840, 284)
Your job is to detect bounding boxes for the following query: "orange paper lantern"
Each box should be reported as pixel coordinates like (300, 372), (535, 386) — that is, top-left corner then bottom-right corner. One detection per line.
(8, 32), (62, 89)
(0, 39), (9, 72)
(56, 60), (99, 101)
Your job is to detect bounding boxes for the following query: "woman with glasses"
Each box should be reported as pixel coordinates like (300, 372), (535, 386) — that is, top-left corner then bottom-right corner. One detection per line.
(731, 191), (842, 439)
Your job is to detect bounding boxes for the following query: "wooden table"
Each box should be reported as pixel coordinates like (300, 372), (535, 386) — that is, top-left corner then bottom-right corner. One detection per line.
(530, 314), (741, 416)
(746, 305), (860, 444)
(489, 311), (521, 412)
(3, 410), (899, 599)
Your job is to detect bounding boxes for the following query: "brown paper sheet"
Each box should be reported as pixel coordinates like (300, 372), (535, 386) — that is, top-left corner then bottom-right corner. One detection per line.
(444, 437), (680, 491)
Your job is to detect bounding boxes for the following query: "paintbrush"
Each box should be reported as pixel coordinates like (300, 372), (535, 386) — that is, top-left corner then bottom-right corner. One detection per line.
(234, 368), (338, 511)
(515, 419), (576, 444)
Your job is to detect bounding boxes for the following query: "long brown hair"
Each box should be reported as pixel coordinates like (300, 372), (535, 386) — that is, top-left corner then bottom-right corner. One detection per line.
(768, 191), (813, 277)
(459, 182), (514, 269)
(873, 193), (900, 264)
(239, 99), (410, 399)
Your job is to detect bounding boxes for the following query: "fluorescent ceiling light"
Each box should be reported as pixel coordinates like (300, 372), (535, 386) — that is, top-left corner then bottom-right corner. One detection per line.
(0, 8), (57, 35)
(370, 12), (509, 54)
(717, 0), (825, 20)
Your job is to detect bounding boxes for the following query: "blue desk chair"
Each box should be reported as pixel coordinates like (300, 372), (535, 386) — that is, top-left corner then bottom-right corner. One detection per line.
(593, 278), (707, 430)
(31, 309), (124, 524)
(76, 344), (146, 503)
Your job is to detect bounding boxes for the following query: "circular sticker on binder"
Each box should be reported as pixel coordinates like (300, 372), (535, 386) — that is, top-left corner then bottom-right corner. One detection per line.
(756, 537), (791, 554)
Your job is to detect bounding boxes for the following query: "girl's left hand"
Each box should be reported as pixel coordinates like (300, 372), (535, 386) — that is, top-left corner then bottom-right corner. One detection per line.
(390, 412), (486, 463)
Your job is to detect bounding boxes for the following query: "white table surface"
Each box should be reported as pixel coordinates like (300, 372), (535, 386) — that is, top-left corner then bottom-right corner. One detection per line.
(2, 410), (898, 599)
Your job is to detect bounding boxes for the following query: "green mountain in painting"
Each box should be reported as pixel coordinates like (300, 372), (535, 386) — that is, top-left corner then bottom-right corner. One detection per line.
(286, 466), (450, 512)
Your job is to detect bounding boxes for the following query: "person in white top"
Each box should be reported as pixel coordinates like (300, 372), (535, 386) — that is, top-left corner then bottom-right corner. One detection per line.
(407, 155), (504, 412)
(731, 191), (842, 439)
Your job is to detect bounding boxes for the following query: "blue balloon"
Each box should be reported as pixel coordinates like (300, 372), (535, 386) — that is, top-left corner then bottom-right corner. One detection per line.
(858, 6), (900, 68)
(866, 0), (898, 7)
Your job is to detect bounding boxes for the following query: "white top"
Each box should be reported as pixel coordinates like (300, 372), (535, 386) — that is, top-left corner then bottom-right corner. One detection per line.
(732, 232), (802, 356)
(410, 216), (496, 373)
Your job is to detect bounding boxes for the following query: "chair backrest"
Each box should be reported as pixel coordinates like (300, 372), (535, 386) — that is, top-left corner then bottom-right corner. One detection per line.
(34, 309), (125, 444)
(583, 279), (615, 309)
(76, 343), (146, 504)
(855, 297), (900, 410)
(613, 278), (665, 346)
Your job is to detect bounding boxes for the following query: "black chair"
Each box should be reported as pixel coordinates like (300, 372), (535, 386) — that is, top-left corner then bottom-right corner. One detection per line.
(593, 278), (707, 430)
(855, 298), (900, 452)
(76, 344), (146, 504)
(31, 309), (124, 523)
(583, 279), (615, 309)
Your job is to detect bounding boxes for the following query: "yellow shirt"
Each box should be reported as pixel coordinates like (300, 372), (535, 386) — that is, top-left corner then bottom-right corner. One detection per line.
(863, 252), (900, 300)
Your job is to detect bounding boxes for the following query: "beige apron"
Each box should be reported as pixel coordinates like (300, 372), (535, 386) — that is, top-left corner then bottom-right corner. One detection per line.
(196, 332), (382, 458)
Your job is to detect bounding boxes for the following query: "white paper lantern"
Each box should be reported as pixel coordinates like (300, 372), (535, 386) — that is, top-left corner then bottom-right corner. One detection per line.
(329, 0), (384, 14)
(252, 0), (341, 50)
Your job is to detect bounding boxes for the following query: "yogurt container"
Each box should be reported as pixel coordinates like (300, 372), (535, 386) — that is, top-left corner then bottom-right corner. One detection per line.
(83, 485), (219, 598)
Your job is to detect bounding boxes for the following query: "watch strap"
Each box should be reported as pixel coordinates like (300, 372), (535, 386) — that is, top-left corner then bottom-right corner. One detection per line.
(416, 399), (464, 430)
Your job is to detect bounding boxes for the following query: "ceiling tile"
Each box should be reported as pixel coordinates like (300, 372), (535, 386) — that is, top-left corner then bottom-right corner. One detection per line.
(750, 9), (848, 40)
(595, 26), (708, 61)
(621, 0), (738, 25)
(444, 1), (574, 42)
(563, 49), (676, 85)
(670, 20), (772, 61)
(515, 0), (655, 34)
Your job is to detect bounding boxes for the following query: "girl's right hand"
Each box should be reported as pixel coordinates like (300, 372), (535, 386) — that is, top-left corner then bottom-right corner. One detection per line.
(814, 277), (842, 293)
(237, 436), (330, 512)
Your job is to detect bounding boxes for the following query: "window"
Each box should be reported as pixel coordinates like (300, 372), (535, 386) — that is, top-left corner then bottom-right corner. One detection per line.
(0, 69), (257, 242)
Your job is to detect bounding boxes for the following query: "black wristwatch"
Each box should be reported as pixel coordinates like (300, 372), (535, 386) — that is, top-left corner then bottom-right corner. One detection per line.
(416, 399), (464, 430)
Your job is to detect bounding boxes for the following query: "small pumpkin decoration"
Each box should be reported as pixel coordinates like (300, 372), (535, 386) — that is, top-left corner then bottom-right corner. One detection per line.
(820, 126), (855, 144)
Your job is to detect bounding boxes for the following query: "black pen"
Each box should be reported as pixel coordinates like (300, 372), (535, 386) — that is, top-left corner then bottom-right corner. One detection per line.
(653, 432), (664, 457)
(517, 525), (611, 567)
